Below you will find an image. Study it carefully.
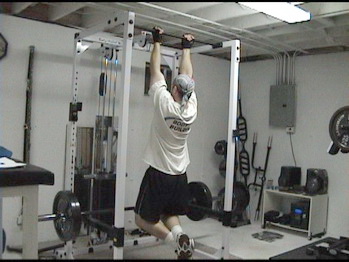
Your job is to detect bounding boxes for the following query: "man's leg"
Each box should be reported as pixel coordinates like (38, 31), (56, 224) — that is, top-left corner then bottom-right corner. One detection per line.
(161, 215), (180, 229)
(135, 213), (170, 240)
(135, 214), (177, 250)
(161, 216), (195, 259)
(161, 215), (183, 239)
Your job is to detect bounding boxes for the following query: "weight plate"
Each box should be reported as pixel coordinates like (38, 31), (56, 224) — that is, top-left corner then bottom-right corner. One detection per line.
(219, 159), (226, 177)
(53, 191), (82, 242)
(216, 182), (250, 215)
(219, 154), (239, 178)
(214, 140), (227, 155)
(2, 228), (5, 254)
(329, 106), (349, 151)
(187, 182), (212, 221)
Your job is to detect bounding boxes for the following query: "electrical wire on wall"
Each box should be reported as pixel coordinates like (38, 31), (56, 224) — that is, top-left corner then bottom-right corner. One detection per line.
(289, 133), (297, 166)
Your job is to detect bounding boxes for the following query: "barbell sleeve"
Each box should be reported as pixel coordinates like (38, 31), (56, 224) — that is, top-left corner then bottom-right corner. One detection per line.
(38, 206), (134, 222)
(38, 213), (63, 222)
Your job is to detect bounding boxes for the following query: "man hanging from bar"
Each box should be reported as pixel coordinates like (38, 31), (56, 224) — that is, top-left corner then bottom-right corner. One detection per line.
(134, 26), (197, 259)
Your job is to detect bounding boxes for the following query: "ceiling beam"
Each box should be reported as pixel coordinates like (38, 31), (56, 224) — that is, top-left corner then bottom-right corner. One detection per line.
(152, 2), (222, 13)
(48, 2), (86, 21)
(11, 2), (34, 14)
(218, 2), (349, 32)
(181, 2), (256, 22)
(303, 2), (349, 18)
(80, 6), (115, 28)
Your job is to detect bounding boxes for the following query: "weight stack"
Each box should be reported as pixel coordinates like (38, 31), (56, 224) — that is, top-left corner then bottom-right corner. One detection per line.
(74, 174), (91, 212)
(74, 127), (94, 212)
(93, 177), (115, 226)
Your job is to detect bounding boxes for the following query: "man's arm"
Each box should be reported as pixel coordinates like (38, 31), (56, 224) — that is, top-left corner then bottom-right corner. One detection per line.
(179, 33), (194, 78)
(150, 28), (165, 87)
(180, 49), (193, 78)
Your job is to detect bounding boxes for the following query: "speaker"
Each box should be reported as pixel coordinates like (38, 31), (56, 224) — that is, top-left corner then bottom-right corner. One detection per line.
(278, 166), (301, 191)
(305, 169), (328, 195)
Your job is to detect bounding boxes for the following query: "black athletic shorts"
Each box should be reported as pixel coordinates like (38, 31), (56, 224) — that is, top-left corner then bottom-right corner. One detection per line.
(134, 166), (190, 223)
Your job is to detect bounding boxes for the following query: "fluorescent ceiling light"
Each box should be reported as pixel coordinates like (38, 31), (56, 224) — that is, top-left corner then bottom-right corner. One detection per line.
(238, 2), (311, 24)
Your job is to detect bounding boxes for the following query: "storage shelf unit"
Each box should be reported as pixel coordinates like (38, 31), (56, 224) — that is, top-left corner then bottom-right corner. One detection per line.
(262, 189), (328, 240)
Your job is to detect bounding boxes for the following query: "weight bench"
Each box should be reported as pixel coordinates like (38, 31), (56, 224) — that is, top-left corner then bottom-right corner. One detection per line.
(0, 160), (54, 259)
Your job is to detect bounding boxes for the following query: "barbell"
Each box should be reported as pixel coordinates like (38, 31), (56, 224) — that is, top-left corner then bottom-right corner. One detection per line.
(186, 181), (250, 222)
(41, 180), (250, 242)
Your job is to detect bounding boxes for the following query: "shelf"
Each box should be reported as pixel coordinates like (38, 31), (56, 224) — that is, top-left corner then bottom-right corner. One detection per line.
(262, 189), (328, 240)
(265, 189), (312, 199)
(267, 222), (308, 233)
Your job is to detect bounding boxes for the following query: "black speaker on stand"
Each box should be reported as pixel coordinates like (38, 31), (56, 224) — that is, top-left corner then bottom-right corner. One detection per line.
(278, 166), (302, 191)
(305, 168), (328, 195)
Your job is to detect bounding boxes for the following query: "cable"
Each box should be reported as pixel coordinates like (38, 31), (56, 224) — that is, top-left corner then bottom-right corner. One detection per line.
(289, 133), (297, 166)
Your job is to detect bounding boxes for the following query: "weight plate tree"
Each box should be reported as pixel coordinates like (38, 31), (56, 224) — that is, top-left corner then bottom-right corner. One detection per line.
(329, 106), (349, 152)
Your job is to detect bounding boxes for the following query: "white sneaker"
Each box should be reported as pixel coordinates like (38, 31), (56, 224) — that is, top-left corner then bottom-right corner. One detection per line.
(175, 233), (195, 260)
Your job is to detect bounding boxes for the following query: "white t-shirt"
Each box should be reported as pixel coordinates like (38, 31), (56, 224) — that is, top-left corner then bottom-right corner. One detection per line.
(143, 79), (198, 175)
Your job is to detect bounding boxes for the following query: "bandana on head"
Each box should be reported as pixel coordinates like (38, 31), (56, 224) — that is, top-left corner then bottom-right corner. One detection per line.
(173, 74), (195, 109)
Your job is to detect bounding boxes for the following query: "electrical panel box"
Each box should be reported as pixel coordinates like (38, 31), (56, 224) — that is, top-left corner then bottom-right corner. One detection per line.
(269, 84), (296, 127)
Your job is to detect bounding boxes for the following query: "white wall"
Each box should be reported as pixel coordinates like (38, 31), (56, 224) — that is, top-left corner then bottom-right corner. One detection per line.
(1, 14), (77, 244)
(240, 52), (349, 238)
(1, 13), (348, 248)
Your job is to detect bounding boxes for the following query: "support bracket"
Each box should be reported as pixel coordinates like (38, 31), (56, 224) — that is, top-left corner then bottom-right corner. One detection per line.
(69, 102), (82, 122)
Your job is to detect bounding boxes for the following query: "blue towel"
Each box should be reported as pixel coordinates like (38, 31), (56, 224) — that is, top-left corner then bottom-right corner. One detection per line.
(0, 146), (13, 158)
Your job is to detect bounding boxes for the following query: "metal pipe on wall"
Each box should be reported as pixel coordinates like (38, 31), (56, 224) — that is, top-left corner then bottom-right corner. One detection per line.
(277, 53), (282, 85)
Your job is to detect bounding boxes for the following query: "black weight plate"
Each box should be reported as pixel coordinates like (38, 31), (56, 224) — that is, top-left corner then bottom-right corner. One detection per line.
(216, 187), (225, 212)
(187, 182), (212, 221)
(234, 182), (250, 213)
(329, 106), (349, 150)
(214, 140), (227, 155)
(219, 158), (239, 178)
(53, 191), (82, 242)
(216, 182), (250, 215)
(219, 159), (226, 177)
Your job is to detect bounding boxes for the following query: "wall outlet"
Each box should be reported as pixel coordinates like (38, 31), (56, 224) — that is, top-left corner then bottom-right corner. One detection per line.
(16, 214), (23, 227)
(286, 126), (295, 134)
